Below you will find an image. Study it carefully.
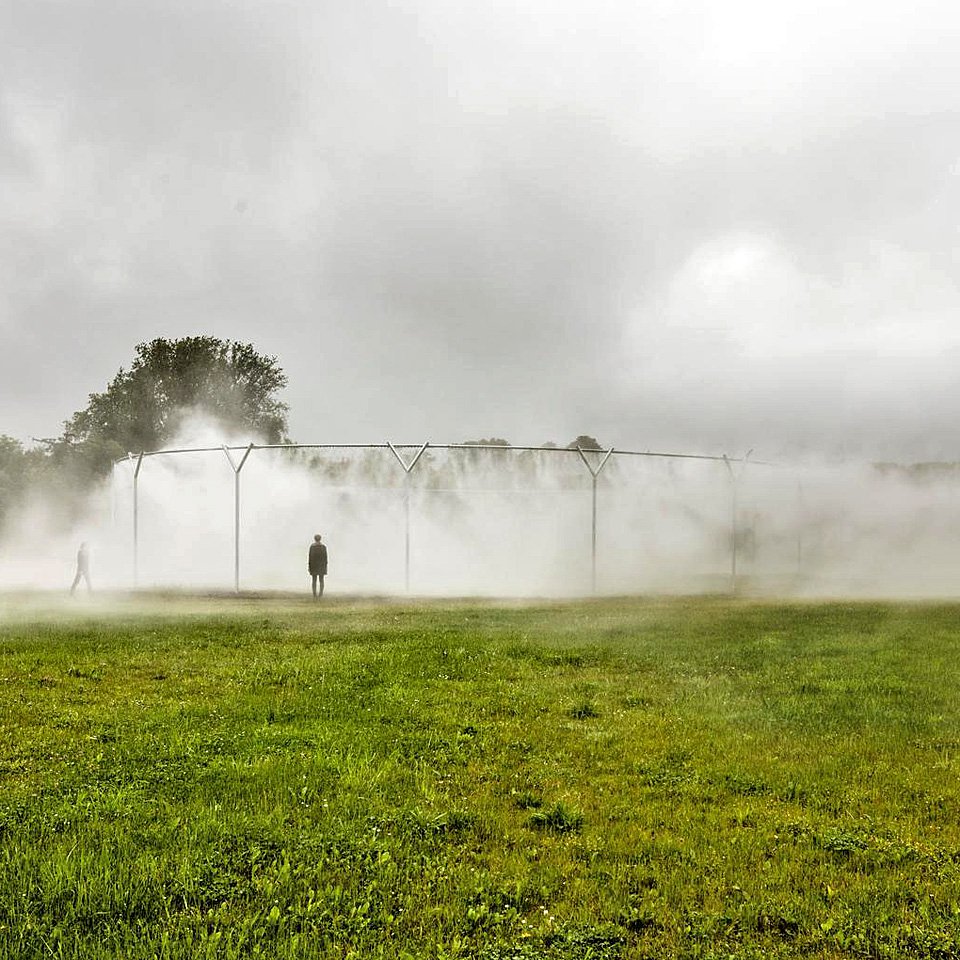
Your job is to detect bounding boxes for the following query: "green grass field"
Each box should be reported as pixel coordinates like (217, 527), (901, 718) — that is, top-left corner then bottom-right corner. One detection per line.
(2, 594), (960, 959)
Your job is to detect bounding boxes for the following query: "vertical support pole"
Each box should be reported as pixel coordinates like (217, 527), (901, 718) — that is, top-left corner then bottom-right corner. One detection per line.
(576, 447), (614, 595)
(222, 444), (255, 594)
(388, 442), (429, 594)
(722, 456), (737, 593)
(234, 471), (241, 592)
(131, 452), (144, 588)
(723, 451), (752, 594)
(591, 475), (598, 593)
(731, 463), (738, 588)
(796, 480), (804, 576)
(404, 475), (411, 594)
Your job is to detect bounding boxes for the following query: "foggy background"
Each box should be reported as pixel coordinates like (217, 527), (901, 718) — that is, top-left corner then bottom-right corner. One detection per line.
(4, 1), (960, 598)
(4, 0), (960, 461)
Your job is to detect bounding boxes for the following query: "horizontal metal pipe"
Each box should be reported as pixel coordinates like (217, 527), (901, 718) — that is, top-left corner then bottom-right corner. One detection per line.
(116, 442), (763, 467)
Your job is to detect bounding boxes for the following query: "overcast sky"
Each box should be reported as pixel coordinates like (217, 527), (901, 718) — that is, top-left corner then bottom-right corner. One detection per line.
(3, 0), (960, 460)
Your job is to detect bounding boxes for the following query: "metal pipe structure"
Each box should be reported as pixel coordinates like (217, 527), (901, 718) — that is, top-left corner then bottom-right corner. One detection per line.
(118, 441), (753, 465)
(726, 456), (737, 591)
(222, 443), (254, 593)
(575, 446), (615, 593)
(722, 451), (752, 593)
(387, 442), (429, 592)
(129, 451), (144, 587)
(796, 481), (804, 576)
(114, 441), (759, 595)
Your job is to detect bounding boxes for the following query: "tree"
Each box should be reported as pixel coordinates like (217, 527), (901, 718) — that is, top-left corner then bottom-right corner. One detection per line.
(61, 337), (289, 473)
(0, 435), (69, 530)
(0, 435), (30, 530)
(566, 435), (603, 450)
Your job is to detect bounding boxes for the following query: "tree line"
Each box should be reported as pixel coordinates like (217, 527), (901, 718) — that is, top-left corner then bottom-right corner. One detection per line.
(0, 336), (604, 531)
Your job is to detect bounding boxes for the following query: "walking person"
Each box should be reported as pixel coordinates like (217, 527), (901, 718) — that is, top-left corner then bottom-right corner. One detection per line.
(70, 542), (92, 596)
(308, 534), (328, 600)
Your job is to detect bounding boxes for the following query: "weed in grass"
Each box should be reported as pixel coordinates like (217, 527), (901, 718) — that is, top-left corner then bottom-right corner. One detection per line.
(512, 790), (543, 810)
(529, 802), (584, 834)
(722, 771), (769, 797)
(636, 749), (697, 789)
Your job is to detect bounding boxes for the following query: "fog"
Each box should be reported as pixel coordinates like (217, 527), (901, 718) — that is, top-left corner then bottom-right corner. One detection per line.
(6, 1), (960, 605)
(4, 420), (960, 600)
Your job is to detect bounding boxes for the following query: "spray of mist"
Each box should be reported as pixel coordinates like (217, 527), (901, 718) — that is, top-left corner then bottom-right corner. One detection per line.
(2, 414), (958, 600)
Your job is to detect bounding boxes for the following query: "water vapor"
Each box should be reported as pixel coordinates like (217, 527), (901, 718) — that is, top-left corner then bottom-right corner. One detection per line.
(5, 416), (959, 601)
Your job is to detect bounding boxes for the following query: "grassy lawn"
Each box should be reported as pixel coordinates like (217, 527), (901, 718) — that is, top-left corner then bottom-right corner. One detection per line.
(2, 594), (960, 958)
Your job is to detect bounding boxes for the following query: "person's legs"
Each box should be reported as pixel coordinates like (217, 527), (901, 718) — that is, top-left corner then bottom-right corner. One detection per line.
(317, 575), (324, 598)
(70, 571), (81, 596)
(311, 574), (318, 599)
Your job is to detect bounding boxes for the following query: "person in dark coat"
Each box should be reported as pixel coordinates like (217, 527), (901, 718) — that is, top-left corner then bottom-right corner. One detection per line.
(70, 542), (92, 596)
(308, 534), (328, 599)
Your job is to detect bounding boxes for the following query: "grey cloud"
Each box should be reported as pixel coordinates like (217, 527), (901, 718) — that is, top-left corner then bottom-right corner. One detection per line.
(4, 0), (301, 161)
(3, 0), (960, 457)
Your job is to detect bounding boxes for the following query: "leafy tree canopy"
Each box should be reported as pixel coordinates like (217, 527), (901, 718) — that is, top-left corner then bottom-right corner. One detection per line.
(61, 337), (289, 470)
(567, 435), (603, 450)
(0, 436), (28, 521)
(0, 435), (55, 529)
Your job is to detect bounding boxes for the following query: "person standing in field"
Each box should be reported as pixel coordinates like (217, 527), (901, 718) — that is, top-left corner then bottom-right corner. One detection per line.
(70, 542), (92, 596)
(308, 534), (328, 600)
